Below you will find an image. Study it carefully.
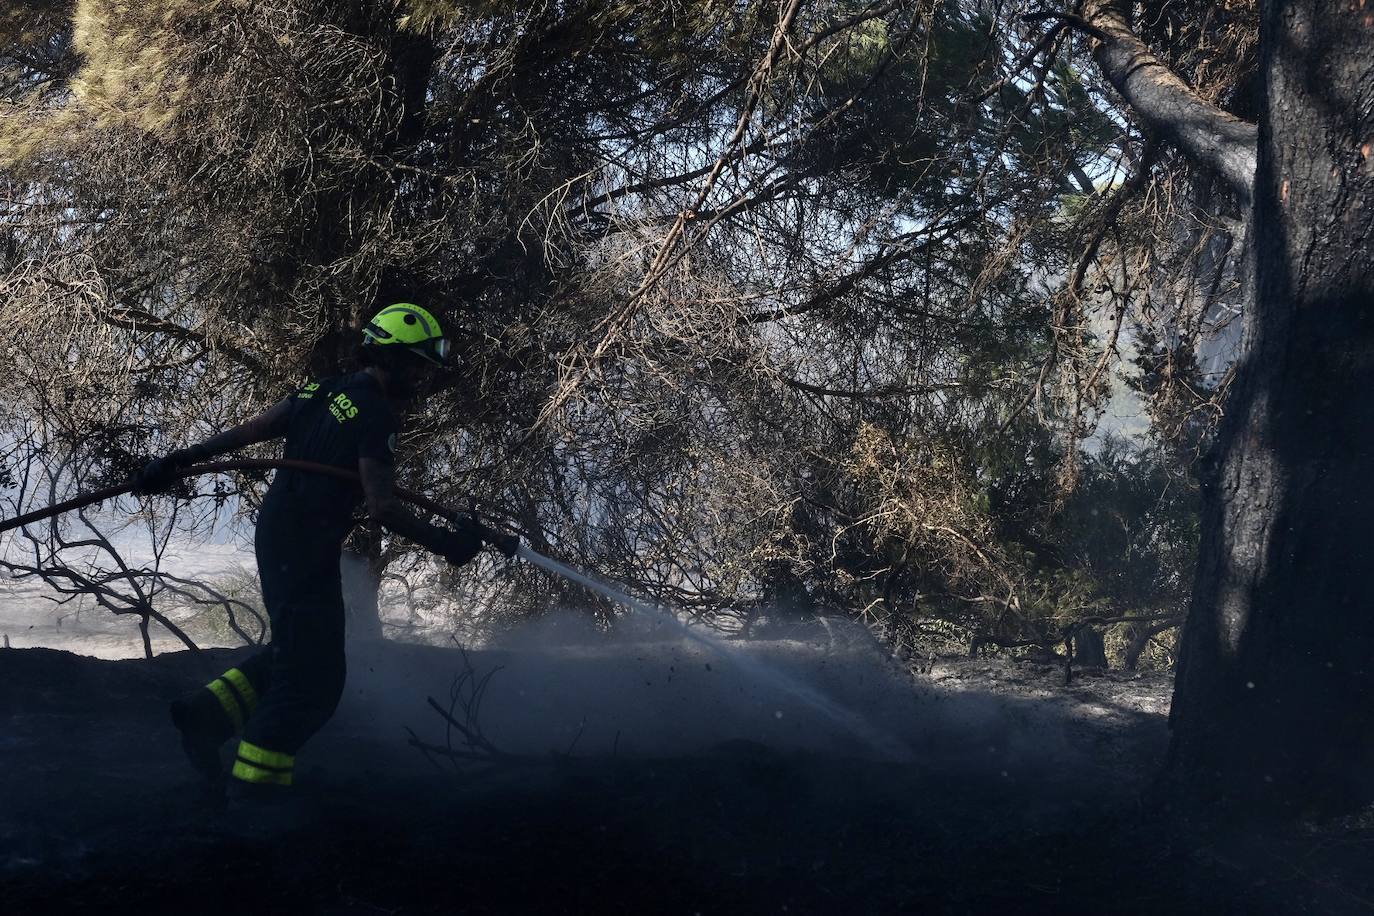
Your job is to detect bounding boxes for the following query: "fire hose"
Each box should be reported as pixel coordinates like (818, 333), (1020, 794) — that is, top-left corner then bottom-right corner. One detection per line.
(0, 458), (512, 550)
(0, 459), (910, 755)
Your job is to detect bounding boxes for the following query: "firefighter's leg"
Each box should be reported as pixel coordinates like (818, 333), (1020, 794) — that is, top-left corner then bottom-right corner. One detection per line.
(230, 589), (346, 791)
(170, 648), (274, 784)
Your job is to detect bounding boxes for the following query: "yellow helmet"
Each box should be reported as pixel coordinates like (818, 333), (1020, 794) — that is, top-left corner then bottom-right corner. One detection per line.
(362, 303), (450, 366)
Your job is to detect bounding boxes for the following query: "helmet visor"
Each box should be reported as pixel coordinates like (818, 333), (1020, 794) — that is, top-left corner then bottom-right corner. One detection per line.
(409, 336), (450, 366)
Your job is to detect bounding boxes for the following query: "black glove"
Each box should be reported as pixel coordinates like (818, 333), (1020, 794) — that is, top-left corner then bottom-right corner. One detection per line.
(473, 520), (520, 558)
(130, 445), (209, 497)
(436, 518), (484, 567)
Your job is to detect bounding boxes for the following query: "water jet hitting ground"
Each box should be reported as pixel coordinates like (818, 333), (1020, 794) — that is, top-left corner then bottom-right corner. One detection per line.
(512, 543), (912, 760)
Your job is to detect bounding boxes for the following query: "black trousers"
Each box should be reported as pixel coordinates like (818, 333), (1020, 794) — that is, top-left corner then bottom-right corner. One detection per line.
(183, 520), (346, 785)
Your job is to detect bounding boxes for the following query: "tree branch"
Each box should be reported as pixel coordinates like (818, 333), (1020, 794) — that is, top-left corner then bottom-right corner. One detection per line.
(1033, 1), (1257, 199)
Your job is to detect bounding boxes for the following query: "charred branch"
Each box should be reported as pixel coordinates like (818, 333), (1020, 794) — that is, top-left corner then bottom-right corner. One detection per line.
(1031, 1), (1257, 199)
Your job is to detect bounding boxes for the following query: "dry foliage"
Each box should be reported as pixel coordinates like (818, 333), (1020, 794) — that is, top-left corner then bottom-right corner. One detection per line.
(0, 0), (1244, 662)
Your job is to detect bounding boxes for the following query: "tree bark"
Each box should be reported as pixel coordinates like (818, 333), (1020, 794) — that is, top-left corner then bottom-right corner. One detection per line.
(1162, 0), (1374, 816)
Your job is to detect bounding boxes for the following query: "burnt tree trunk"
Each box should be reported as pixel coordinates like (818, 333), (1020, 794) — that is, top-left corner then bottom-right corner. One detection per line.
(1123, 616), (1181, 671)
(1163, 1), (1374, 815)
(340, 548), (386, 642)
(1073, 627), (1108, 669)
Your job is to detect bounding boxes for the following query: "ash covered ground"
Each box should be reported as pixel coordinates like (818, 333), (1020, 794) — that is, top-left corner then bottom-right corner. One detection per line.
(2, 609), (1371, 915)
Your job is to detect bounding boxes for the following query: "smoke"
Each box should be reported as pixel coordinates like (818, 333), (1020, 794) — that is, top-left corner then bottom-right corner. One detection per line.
(339, 549), (384, 642)
(328, 609), (1106, 795)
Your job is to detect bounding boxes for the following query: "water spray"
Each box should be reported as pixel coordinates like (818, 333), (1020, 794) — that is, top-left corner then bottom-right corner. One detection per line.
(514, 543), (910, 758)
(1, 460), (910, 758)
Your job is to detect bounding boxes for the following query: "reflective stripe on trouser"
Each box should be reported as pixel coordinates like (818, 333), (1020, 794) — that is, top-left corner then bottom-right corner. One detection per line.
(231, 739), (295, 786)
(204, 667), (259, 733)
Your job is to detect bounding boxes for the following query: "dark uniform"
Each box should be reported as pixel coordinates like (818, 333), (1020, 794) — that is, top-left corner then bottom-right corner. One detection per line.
(175, 372), (398, 788)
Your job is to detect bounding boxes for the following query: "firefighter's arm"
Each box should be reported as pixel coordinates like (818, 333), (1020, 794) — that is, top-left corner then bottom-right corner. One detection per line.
(359, 456), (485, 565)
(188, 398), (295, 457)
(132, 399), (294, 495)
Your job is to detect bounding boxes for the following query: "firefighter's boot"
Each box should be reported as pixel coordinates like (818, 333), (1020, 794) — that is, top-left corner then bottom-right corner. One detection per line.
(218, 743), (308, 838)
(170, 697), (228, 789)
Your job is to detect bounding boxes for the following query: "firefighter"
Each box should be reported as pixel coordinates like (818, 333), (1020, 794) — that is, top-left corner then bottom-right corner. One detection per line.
(133, 303), (513, 801)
